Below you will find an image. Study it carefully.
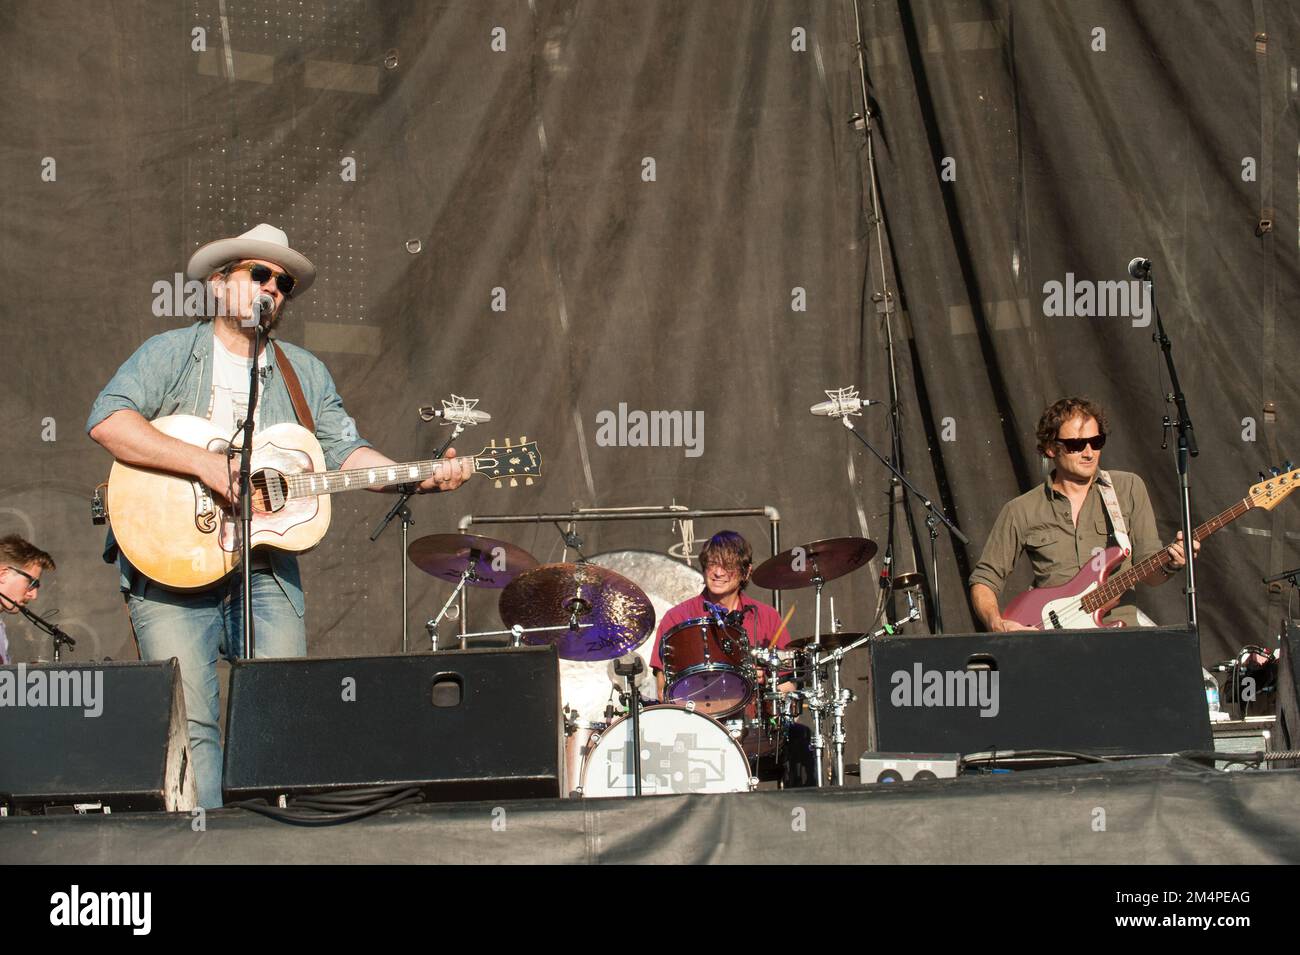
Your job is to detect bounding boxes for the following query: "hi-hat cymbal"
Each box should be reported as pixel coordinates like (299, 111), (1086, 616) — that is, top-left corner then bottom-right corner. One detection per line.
(750, 537), (877, 590)
(788, 632), (868, 652)
(498, 562), (656, 662)
(888, 572), (926, 592)
(408, 533), (539, 588)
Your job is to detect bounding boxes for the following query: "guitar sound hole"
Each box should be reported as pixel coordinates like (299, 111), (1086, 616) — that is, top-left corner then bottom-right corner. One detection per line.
(250, 469), (290, 513)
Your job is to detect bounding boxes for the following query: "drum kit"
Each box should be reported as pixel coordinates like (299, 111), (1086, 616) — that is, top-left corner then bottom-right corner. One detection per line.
(406, 531), (922, 797)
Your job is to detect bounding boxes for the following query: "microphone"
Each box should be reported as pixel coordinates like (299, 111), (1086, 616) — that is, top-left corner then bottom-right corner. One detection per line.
(250, 293), (277, 327)
(810, 389), (881, 417)
(1127, 257), (1152, 281)
(418, 397), (492, 426)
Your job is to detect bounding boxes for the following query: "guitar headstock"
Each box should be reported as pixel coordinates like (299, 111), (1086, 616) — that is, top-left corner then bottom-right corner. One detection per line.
(474, 437), (542, 488)
(1249, 461), (1298, 511)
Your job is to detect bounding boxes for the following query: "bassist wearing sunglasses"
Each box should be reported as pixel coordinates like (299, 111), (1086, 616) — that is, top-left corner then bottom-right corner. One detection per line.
(969, 396), (1198, 633)
(86, 224), (473, 809)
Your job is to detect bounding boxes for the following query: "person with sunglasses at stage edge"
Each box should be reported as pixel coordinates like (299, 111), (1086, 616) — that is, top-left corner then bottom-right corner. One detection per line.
(0, 536), (55, 665)
(968, 396), (1197, 632)
(86, 224), (473, 809)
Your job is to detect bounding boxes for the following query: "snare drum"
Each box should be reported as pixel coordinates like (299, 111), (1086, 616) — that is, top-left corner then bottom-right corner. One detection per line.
(661, 616), (755, 717)
(580, 704), (756, 797)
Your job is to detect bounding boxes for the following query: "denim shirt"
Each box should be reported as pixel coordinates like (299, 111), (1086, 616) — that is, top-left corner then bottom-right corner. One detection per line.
(86, 321), (372, 614)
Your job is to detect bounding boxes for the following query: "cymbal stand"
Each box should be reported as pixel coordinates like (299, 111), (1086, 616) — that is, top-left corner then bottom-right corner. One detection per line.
(372, 415), (463, 652)
(614, 654), (646, 795)
(436, 621), (595, 645)
(813, 604), (921, 785)
(807, 571), (827, 787)
(426, 554), (483, 650)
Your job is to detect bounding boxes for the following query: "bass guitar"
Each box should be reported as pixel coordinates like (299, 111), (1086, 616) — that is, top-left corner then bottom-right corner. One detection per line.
(1002, 464), (1296, 629)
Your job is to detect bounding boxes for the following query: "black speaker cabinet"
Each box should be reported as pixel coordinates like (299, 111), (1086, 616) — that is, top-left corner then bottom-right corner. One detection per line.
(1270, 620), (1300, 765)
(223, 646), (563, 803)
(867, 628), (1212, 757)
(0, 659), (194, 814)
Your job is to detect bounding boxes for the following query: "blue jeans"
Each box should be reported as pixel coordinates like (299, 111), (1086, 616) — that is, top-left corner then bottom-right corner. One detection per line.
(127, 572), (306, 809)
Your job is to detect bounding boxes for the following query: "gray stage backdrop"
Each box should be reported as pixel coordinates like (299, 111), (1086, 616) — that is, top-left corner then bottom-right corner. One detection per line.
(1, 1), (1297, 760)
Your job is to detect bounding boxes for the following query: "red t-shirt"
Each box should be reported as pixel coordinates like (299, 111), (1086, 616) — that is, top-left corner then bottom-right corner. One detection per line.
(650, 591), (787, 671)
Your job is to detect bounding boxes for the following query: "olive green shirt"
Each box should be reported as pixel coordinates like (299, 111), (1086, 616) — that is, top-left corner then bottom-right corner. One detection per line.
(968, 470), (1163, 627)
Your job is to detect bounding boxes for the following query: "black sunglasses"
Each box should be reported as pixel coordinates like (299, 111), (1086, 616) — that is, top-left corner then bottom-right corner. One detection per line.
(1056, 434), (1106, 453)
(231, 262), (296, 297)
(5, 566), (40, 591)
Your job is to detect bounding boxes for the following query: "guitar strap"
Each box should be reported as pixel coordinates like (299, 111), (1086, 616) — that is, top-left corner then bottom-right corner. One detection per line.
(271, 341), (316, 434)
(1095, 470), (1132, 557)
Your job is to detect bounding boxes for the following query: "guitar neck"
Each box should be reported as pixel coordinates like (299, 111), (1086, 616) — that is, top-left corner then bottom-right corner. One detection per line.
(284, 459), (459, 498)
(1088, 496), (1252, 605)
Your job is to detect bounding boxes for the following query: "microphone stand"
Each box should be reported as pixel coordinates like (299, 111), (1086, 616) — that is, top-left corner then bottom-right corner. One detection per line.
(835, 414), (968, 633)
(237, 312), (267, 660)
(1147, 266), (1199, 631)
(371, 419), (463, 653)
(0, 593), (76, 663)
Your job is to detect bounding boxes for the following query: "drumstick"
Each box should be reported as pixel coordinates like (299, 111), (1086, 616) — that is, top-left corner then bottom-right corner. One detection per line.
(769, 603), (796, 648)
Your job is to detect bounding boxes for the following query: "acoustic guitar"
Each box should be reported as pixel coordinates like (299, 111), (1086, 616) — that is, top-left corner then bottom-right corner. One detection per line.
(106, 414), (541, 590)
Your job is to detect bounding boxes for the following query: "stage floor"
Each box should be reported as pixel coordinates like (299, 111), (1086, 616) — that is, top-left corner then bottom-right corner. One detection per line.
(6, 758), (1300, 864)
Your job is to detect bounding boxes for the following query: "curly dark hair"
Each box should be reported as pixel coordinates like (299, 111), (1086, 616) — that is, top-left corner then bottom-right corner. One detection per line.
(699, 531), (753, 591)
(1036, 397), (1109, 456)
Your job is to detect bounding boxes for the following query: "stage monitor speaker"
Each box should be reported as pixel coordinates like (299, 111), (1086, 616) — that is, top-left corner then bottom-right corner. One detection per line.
(867, 627), (1212, 757)
(859, 752), (960, 784)
(1269, 620), (1300, 765)
(223, 646), (563, 804)
(0, 659), (194, 814)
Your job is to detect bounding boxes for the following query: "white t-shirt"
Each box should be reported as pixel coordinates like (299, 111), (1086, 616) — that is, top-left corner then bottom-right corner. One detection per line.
(210, 331), (275, 568)
(0, 617), (8, 665)
(210, 330), (268, 439)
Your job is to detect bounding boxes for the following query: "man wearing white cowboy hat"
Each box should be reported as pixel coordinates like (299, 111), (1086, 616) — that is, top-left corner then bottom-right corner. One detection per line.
(87, 223), (472, 809)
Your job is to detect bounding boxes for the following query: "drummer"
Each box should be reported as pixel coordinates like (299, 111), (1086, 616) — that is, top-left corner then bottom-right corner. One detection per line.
(651, 530), (789, 699)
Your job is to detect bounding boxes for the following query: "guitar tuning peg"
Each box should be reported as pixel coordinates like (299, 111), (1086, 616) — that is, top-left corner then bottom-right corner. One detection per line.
(1259, 472), (1269, 482)
(525, 477), (534, 486)
(504, 437), (513, 449)
(494, 479), (503, 489)
(520, 435), (527, 444)
(509, 477), (518, 488)
(1270, 466), (1281, 476)
(1285, 460), (1294, 471)
(489, 439), (497, 449)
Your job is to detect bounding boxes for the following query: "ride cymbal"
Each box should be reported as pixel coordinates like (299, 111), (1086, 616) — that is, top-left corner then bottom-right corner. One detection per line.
(750, 537), (877, 590)
(408, 533), (539, 588)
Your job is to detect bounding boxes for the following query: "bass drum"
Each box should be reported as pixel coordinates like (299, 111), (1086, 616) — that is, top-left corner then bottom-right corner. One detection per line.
(580, 705), (756, 797)
(558, 550), (703, 727)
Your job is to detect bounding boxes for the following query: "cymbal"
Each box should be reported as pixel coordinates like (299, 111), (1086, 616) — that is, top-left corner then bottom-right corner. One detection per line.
(787, 632), (868, 652)
(499, 562), (656, 662)
(750, 537), (877, 590)
(888, 572), (926, 592)
(408, 533), (539, 588)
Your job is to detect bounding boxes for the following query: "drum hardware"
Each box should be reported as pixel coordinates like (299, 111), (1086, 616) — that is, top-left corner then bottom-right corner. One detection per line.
(376, 403), (485, 652)
(613, 653), (647, 795)
(751, 537), (877, 787)
(805, 604), (921, 785)
(409, 533), (540, 650)
(435, 620), (595, 649)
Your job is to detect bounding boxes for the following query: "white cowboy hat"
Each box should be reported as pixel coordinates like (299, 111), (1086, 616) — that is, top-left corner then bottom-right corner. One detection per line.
(185, 223), (317, 297)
